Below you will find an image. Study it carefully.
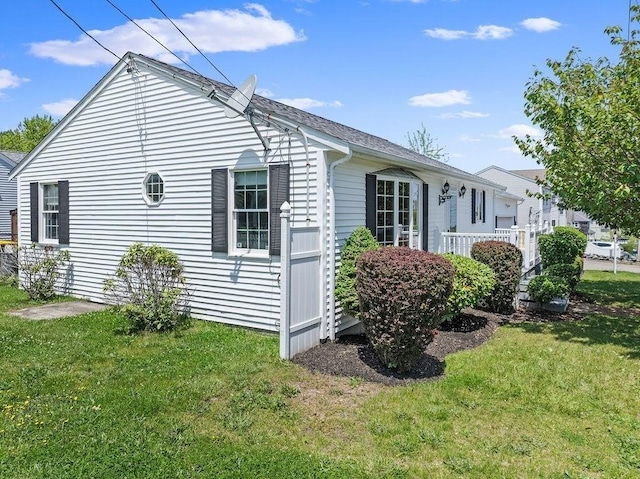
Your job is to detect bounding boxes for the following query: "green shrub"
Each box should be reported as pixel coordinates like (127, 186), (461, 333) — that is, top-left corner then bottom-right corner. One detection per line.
(544, 262), (581, 291)
(335, 226), (380, 318)
(356, 247), (454, 372)
(103, 243), (190, 333)
(539, 227), (586, 267)
(17, 244), (70, 300)
(553, 226), (588, 257)
(442, 253), (496, 322)
(471, 241), (523, 314)
(527, 274), (570, 304)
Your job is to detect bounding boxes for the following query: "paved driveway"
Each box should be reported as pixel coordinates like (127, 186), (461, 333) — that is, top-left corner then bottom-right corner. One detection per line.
(584, 258), (640, 273)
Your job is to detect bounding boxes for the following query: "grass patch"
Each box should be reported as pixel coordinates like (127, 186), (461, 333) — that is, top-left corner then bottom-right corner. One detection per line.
(1, 273), (640, 477)
(576, 270), (640, 308)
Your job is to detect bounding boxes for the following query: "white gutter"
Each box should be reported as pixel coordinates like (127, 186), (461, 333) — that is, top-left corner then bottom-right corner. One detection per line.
(327, 147), (353, 341)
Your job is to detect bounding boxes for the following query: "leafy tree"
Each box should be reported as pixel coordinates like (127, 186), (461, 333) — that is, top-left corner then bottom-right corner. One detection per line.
(405, 123), (448, 162)
(0, 115), (57, 152)
(515, 5), (640, 236)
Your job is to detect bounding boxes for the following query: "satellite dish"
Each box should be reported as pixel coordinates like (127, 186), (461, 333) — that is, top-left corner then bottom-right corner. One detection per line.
(224, 74), (257, 119)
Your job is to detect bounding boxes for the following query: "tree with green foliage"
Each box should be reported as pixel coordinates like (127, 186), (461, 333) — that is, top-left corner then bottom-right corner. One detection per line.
(0, 115), (57, 152)
(405, 123), (448, 162)
(516, 5), (640, 236)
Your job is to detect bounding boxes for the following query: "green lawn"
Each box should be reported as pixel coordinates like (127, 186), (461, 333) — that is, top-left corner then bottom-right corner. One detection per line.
(0, 271), (639, 478)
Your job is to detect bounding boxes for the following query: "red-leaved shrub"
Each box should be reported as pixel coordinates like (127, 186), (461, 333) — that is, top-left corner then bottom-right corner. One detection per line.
(470, 240), (522, 314)
(356, 247), (454, 372)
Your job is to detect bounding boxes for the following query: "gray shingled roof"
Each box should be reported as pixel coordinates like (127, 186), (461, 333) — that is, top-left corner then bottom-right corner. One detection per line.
(133, 53), (500, 185)
(0, 150), (26, 166)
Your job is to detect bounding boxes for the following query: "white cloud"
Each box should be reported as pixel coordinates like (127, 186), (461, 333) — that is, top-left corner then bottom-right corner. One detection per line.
(439, 110), (490, 119)
(409, 89), (471, 107)
(459, 134), (481, 142)
(474, 25), (513, 40)
(42, 98), (79, 117)
(276, 97), (343, 109)
(425, 24), (513, 40)
(256, 88), (274, 97)
(521, 17), (562, 33)
(497, 124), (542, 139)
(29, 5), (305, 66)
(0, 69), (29, 90)
(424, 28), (468, 40)
(499, 145), (522, 154)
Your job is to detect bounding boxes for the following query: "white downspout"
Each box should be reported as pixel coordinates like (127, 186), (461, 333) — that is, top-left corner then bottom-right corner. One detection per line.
(328, 149), (353, 341)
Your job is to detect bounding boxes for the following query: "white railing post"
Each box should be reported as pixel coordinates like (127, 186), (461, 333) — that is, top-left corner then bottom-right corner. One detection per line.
(524, 224), (532, 269)
(510, 225), (518, 248)
(279, 201), (292, 360)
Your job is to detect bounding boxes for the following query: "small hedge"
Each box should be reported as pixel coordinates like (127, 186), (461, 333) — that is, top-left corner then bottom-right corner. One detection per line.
(356, 247), (454, 372)
(544, 262), (581, 292)
(335, 226), (380, 318)
(442, 253), (496, 322)
(471, 241), (523, 314)
(539, 227), (586, 267)
(528, 274), (569, 304)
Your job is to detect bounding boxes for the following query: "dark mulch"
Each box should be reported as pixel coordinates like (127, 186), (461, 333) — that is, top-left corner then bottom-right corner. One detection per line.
(292, 296), (611, 387)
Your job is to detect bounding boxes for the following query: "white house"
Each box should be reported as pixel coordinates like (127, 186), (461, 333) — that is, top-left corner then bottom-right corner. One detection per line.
(11, 52), (513, 357)
(0, 150), (22, 240)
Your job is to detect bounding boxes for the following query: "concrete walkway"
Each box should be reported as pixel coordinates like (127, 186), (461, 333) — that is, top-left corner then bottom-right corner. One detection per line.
(11, 301), (107, 320)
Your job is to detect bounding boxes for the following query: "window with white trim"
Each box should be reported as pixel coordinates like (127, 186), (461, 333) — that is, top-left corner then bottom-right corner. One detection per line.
(143, 172), (165, 205)
(475, 189), (485, 223)
(233, 170), (268, 251)
(375, 178), (421, 248)
(41, 183), (59, 242)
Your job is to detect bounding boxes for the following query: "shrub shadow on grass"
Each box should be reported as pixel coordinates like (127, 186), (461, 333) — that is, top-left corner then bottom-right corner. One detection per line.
(509, 313), (640, 359)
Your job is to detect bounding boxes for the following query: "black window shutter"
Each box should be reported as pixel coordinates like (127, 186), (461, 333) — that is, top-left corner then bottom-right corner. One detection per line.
(471, 188), (477, 224)
(269, 163), (290, 256)
(365, 174), (376, 236)
(211, 168), (228, 253)
(59, 180), (70, 244)
(482, 190), (486, 223)
(30, 182), (39, 243)
(422, 183), (429, 251)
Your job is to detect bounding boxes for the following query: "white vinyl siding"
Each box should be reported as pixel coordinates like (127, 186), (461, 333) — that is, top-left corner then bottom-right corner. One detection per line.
(16, 64), (318, 331)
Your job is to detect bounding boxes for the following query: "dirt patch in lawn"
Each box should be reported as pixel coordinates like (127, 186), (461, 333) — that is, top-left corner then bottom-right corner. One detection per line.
(292, 296), (622, 387)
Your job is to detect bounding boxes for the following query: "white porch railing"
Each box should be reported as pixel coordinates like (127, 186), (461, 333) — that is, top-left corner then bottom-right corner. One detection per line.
(439, 222), (551, 272)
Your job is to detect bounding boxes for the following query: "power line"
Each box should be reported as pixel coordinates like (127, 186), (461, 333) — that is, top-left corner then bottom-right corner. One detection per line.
(149, 0), (237, 88)
(49, 0), (121, 62)
(104, 0), (202, 76)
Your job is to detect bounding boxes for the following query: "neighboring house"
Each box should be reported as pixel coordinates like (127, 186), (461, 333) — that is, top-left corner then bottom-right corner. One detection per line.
(11, 52), (512, 356)
(476, 166), (571, 228)
(0, 150), (22, 240)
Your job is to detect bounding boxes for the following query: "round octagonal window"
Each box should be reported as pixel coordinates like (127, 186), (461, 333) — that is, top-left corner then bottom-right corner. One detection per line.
(143, 172), (165, 205)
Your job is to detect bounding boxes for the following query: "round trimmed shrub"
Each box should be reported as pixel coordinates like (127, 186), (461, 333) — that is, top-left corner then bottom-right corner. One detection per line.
(356, 247), (454, 372)
(539, 227), (586, 267)
(544, 262), (581, 291)
(442, 253), (496, 322)
(527, 274), (569, 304)
(335, 226), (380, 318)
(471, 241), (523, 314)
(553, 226), (588, 257)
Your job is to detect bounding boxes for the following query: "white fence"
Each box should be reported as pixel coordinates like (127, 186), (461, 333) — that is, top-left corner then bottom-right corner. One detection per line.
(279, 203), (323, 360)
(439, 222), (551, 272)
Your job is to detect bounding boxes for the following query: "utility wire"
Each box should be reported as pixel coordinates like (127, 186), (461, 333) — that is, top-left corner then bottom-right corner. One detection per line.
(49, 0), (121, 61)
(104, 0), (202, 76)
(149, 0), (237, 88)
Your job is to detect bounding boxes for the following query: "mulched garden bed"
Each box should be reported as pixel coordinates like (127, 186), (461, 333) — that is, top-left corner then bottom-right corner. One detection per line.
(292, 295), (615, 386)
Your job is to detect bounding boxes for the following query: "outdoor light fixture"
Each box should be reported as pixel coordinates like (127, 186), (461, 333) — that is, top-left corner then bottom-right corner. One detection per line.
(459, 184), (466, 198)
(439, 181), (452, 205)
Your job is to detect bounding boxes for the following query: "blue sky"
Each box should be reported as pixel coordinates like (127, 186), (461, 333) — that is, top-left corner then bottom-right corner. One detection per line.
(0, 0), (632, 173)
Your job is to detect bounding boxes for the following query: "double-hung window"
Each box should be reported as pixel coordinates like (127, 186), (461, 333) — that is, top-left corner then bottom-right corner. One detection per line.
(41, 183), (59, 242)
(30, 180), (69, 245)
(233, 170), (269, 251)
